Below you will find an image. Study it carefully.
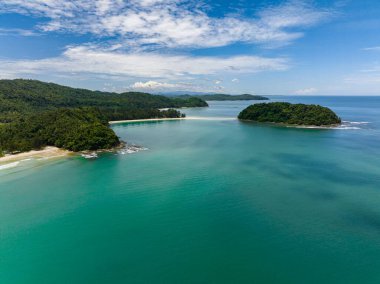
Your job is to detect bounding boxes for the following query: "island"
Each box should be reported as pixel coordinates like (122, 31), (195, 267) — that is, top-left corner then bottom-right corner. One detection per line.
(0, 79), (208, 156)
(238, 102), (341, 126)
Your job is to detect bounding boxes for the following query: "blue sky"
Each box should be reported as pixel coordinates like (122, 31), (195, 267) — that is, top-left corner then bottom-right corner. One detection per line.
(0, 0), (379, 95)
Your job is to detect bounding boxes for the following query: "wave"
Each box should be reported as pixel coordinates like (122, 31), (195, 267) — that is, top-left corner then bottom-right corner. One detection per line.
(118, 144), (148, 155)
(81, 152), (98, 159)
(0, 161), (20, 170)
(342, 121), (370, 125)
(291, 120), (369, 130)
(333, 126), (361, 130)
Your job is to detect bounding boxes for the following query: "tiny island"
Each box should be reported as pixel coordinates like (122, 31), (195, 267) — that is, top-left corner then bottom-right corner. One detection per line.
(238, 102), (341, 126)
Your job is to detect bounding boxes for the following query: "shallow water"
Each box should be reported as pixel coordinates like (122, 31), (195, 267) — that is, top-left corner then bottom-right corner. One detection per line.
(1, 97), (380, 283)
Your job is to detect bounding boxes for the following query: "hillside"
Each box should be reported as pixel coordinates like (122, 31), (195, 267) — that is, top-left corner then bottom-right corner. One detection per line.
(0, 79), (208, 122)
(0, 79), (208, 155)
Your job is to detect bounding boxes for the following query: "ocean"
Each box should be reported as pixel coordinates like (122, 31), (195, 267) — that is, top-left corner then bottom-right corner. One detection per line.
(1, 96), (380, 283)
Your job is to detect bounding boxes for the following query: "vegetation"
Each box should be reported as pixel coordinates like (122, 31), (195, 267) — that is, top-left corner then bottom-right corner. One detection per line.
(0, 108), (120, 153)
(0, 79), (207, 154)
(238, 102), (341, 126)
(170, 94), (268, 101)
(0, 79), (207, 123)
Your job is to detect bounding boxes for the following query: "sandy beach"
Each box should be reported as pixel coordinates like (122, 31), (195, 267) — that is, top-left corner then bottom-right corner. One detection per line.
(109, 116), (236, 124)
(0, 146), (71, 165)
(109, 117), (186, 124)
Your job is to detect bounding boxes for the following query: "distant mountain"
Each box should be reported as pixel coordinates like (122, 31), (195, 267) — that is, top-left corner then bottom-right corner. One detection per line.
(157, 91), (214, 97)
(165, 93), (269, 101)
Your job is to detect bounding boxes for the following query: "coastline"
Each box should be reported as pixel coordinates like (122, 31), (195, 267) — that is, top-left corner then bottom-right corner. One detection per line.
(238, 119), (341, 129)
(0, 146), (72, 165)
(109, 116), (236, 124)
(109, 117), (186, 124)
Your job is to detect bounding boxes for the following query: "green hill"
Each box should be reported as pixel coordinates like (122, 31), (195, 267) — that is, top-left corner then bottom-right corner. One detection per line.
(0, 79), (208, 154)
(0, 79), (208, 122)
(238, 102), (341, 126)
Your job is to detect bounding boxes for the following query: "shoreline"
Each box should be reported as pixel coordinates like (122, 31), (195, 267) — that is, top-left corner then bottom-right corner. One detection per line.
(109, 117), (186, 124)
(239, 120), (342, 129)
(0, 146), (72, 165)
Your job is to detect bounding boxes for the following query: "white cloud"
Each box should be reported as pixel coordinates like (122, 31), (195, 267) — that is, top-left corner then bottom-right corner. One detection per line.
(0, 28), (38, 36)
(0, 0), (333, 49)
(363, 46), (380, 51)
(0, 45), (289, 80)
(130, 80), (216, 92)
(131, 81), (179, 90)
(293, 87), (317, 95)
(232, 78), (239, 83)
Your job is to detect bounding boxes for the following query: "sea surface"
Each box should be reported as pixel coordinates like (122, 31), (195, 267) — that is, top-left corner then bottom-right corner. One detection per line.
(1, 96), (380, 283)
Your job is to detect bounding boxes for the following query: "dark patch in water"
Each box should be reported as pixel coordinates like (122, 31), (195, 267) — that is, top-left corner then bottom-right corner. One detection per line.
(270, 153), (379, 187)
(343, 207), (380, 233)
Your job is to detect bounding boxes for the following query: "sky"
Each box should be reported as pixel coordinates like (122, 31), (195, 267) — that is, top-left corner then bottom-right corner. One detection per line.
(0, 0), (379, 95)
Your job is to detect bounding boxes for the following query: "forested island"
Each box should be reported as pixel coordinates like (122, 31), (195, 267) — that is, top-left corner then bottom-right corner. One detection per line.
(170, 94), (268, 101)
(0, 79), (208, 155)
(238, 102), (341, 126)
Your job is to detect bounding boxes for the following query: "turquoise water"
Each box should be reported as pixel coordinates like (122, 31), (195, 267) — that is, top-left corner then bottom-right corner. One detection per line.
(1, 97), (380, 283)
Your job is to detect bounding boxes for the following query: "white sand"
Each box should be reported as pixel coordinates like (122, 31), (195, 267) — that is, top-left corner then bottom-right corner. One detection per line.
(109, 116), (236, 124)
(0, 146), (71, 164)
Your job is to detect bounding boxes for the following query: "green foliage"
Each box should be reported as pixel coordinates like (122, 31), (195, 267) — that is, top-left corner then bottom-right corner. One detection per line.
(172, 96), (209, 106)
(99, 108), (184, 121)
(0, 79), (206, 153)
(0, 108), (120, 153)
(238, 102), (341, 126)
(0, 79), (207, 123)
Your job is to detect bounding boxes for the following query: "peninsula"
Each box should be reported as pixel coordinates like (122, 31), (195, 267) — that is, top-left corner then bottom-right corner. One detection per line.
(238, 102), (341, 126)
(0, 79), (208, 156)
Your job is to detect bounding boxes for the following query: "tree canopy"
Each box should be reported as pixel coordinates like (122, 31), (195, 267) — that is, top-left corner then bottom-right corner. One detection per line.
(238, 102), (341, 126)
(0, 108), (120, 153)
(0, 79), (207, 122)
(0, 79), (207, 154)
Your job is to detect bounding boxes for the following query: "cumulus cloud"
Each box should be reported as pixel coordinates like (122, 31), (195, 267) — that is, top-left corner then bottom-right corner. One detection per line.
(0, 45), (289, 79)
(0, 0), (333, 49)
(131, 81), (179, 90)
(293, 87), (317, 95)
